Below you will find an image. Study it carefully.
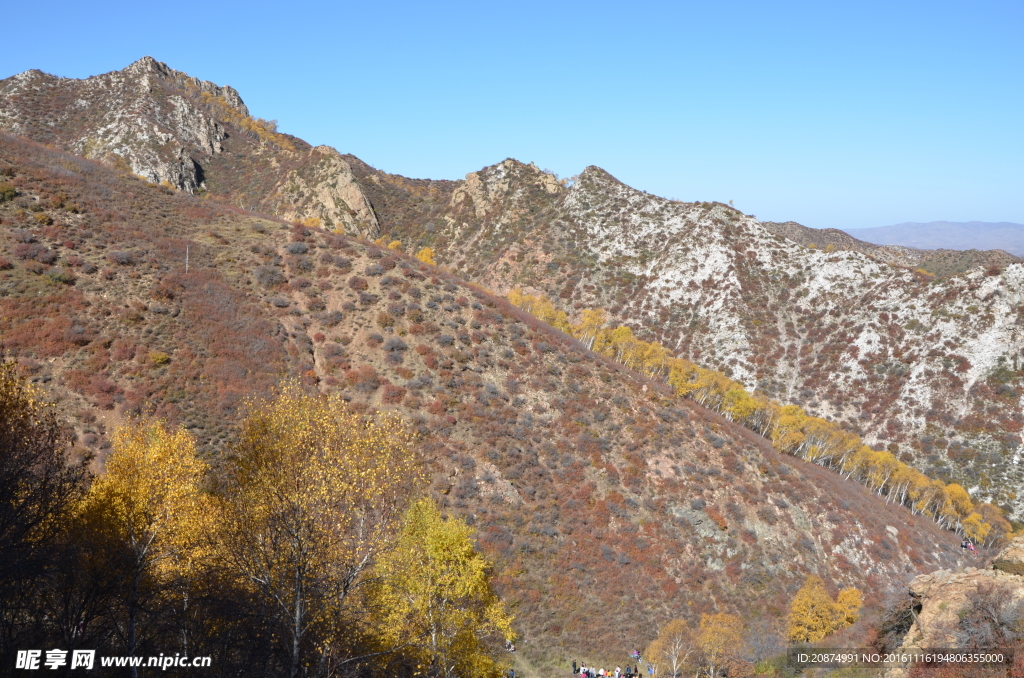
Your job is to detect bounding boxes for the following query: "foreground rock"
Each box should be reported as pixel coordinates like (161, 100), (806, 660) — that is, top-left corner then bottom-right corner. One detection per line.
(885, 537), (1024, 676)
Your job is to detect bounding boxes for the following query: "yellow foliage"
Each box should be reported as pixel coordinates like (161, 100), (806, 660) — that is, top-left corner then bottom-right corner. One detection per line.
(836, 588), (863, 627)
(301, 216), (321, 230)
(84, 420), (212, 579)
(373, 497), (514, 678)
(189, 87), (295, 151)
(787, 575), (862, 643)
(215, 382), (425, 672)
(148, 350), (171, 366)
(698, 613), (743, 678)
(415, 247), (437, 266)
(387, 240), (402, 251)
(963, 512), (991, 543)
(503, 290), (995, 541)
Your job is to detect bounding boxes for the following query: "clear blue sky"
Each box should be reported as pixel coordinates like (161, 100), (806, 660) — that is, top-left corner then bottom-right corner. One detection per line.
(2, 1), (1021, 230)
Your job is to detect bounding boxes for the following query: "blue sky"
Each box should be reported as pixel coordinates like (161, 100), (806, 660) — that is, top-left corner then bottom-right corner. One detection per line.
(2, 1), (1021, 230)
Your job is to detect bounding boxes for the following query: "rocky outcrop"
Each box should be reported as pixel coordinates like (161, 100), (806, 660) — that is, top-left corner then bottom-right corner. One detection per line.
(272, 146), (380, 238)
(884, 537), (1024, 676)
(450, 159), (563, 217)
(0, 57), (381, 237)
(992, 536), (1024, 575)
(0, 57), (243, 192)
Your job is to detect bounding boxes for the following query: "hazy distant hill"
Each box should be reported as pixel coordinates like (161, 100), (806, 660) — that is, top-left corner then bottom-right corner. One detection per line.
(844, 221), (1024, 256)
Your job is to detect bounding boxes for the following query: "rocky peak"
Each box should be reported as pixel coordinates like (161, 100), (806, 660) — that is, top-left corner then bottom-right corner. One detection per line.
(0, 58), (382, 236)
(450, 158), (563, 216)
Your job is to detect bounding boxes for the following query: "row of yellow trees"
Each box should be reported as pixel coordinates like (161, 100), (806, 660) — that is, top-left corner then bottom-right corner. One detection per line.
(506, 289), (1010, 545)
(0, 363), (512, 678)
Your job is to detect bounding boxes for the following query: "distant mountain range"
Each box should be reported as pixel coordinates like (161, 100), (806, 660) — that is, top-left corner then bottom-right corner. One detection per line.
(844, 221), (1024, 256)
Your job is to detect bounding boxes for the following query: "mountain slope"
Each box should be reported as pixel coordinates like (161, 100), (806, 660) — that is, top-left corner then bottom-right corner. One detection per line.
(0, 131), (970, 673)
(761, 220), (1021, 276)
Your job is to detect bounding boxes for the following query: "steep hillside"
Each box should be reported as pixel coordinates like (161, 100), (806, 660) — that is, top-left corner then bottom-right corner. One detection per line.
(0, 132), (971, 673)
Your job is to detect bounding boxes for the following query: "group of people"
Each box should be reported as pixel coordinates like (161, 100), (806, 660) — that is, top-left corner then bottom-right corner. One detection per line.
(961, 538), (977, 555)
(572, 662), (641, 678)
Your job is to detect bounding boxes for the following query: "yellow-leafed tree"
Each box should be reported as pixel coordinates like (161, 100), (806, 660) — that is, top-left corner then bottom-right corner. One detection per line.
(645, 619), (697, 678)
(698, 613), (743, 678)
(788, 575), (862, 643)
(82, 420), (212, 667)
(215, 383), (424, 678)
(373, 498), (514, 678)
(836, 588), (863, 627)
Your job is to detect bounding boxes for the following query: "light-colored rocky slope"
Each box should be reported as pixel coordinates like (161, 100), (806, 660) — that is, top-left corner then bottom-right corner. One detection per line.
(882, 537), (1024, 677)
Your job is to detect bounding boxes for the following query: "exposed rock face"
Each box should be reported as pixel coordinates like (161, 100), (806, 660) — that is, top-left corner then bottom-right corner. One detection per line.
(992, 535), (1024, 575)
(0, 57), (240, 192)
(272, 146), (380, 238)
(451, 159), (563, 217)
(884, 537), (1024, 676)
(903, 567), (1023, 648)
(0, 57), (380, 237)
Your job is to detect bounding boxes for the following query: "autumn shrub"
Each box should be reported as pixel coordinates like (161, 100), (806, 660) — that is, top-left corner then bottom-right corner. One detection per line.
(107, 250), (134, 265)
(347, 365), (382, 392)
(44, 267), (75, 285)
(255, 265), (284, 287)
(382, 384), (406, 404)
